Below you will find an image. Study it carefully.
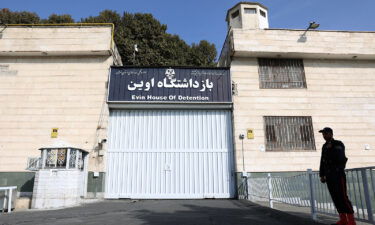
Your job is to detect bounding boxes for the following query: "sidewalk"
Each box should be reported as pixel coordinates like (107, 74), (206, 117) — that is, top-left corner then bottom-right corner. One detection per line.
(252, 200), (371, 225)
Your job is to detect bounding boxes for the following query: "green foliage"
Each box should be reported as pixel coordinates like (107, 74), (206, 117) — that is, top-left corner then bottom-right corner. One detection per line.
(41, 14), (75, 24)
(0, 8), (217, 66)
(0, 8), (40, 24)
(188, 40), (217, 67)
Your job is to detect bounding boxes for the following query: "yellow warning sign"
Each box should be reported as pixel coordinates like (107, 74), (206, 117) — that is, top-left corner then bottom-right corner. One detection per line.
(247, 129), (254, 139)
(51, 128), (58, 138)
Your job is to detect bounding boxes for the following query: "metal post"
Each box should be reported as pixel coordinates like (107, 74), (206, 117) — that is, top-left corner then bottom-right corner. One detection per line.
(244, 176), (249, 200)
(2, 190), (5, 212)
(241, 139), (245, 172)
(307, 169), (317, 221)
(7, 188), (12, 213)
(75, 150), (79, 169)
(66, 148), (71, 169)
(42, 150), (47, 169)
(361, 169), (374, 223)
(268, 173), (273, 208)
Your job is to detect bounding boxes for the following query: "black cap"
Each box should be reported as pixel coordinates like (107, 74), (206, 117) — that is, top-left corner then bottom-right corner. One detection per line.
(319, 127), (333, 133)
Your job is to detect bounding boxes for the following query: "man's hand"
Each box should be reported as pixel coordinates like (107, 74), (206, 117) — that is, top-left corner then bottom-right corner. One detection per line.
(320, 176), (326, 183)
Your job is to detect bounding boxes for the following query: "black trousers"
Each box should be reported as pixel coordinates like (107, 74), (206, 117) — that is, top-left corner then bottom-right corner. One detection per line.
(326, 171), (354, 214)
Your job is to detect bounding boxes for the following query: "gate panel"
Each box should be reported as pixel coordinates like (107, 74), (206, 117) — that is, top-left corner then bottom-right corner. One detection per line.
(105, 110), (234, 199)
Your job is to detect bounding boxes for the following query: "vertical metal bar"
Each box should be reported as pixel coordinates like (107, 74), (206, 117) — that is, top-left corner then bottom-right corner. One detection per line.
(7, 188), (12, 213)
(75, 150), (79, 170)
(2, 190), (5, 213)
(361, 169), (374, 222)
(268, 173), (273, 208)
(241, 139), (245, 172)
(308, 169), (317, 220)
(42, 150), (46, 169)
(356, 170), (366, 219)
(245, 176), (249, 200)
(346, 171), (353, 212)
(322, 176), (330, 214)
(350, 171), (360, 218)
(370, 169), (375, 198)
(317, 174), (324, 212)
(315, 174), (323, 212)
(66, 148), (71, 169)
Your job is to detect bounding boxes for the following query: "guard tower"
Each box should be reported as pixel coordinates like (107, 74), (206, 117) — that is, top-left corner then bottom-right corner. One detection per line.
(30, 140), (88, 209)
(226, 2), (269, 30)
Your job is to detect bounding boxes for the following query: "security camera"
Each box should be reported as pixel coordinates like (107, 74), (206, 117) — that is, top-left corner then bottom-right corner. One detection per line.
(98, 139), (107, 145)
(239, 134), (245, 140)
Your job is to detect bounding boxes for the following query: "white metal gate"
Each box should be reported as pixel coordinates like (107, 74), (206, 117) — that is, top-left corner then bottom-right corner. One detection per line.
(105, 110), (234, 199)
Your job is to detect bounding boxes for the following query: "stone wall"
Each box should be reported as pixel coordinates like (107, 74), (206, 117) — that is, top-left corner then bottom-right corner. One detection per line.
(0, 26), (112, 55)
(231, 29), (375, 59)
(31, 169), (84, 209)
(0, 26), (120, 173)
(231, 57), (375, 172)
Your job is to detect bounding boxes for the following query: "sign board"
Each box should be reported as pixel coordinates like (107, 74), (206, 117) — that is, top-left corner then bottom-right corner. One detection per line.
(51, 128), (58, 138)
(108, 67), (232, 103)
(247, 129), (254, 139)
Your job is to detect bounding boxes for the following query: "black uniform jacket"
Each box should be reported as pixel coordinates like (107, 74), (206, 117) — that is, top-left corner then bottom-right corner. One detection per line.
(319, 139), (348, 178)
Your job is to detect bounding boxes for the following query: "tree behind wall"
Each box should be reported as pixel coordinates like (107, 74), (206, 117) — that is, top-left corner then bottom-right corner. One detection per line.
(0, 8), (40, 24)
(0, 8), (217, 67)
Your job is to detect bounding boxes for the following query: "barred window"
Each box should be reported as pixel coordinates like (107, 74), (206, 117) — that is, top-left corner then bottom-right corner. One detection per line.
(264, 116), (316, 151)
(258, 58), (307, 89)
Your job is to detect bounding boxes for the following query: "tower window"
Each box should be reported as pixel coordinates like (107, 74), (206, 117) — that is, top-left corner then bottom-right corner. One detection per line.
(244, 8), (257, 14)
(231, 10), (239, 19)
(260, 10), (266, 17)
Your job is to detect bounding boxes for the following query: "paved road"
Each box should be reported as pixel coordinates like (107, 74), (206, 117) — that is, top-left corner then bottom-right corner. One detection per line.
(0, 199), (325, 225)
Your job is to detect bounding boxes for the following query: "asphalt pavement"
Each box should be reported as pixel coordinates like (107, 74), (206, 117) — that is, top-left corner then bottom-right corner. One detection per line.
(0, 199), (326, 225)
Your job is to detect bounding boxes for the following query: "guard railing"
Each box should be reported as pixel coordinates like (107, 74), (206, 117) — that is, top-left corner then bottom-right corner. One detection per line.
(0, 186), (17, 213)
(238, 167), (375, 224)
(26, 157), (42, 171)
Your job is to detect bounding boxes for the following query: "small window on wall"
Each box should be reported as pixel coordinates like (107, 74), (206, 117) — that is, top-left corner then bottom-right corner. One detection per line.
(244, 8), (257, 14)
(258, 58), (307, 89)
(231, 10), (240, 19)
(264, 116), (316, 151)
(260, 10), (267, 17)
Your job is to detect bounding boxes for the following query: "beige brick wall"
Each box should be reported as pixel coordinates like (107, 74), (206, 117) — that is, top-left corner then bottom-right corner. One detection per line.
(0, 26), (112, 54)
(232, 29), (375, 59)
(232, 57), (375, 172)
(0, 56), (112, 172)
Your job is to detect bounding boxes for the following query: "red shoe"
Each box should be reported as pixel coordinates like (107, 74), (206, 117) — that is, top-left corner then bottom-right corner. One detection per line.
(346, 213), (356, 225)
(331, 213), (348, 225)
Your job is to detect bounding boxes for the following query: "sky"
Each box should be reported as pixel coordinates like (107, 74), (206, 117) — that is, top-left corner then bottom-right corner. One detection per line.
(2, 0), (375, 54)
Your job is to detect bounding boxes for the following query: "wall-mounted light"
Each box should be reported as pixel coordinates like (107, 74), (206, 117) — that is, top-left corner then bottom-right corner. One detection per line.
(298, 21), (320, 43)
(307, 21), (320, 30)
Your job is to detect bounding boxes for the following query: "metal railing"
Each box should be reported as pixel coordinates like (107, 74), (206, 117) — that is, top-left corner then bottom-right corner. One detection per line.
(26, 157), (42, 171)
(238, 167), (375, 224)
(0, 186), (17, 213)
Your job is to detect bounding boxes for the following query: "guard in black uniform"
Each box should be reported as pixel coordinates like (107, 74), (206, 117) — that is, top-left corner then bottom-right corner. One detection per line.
(319, 127), (356, 225)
